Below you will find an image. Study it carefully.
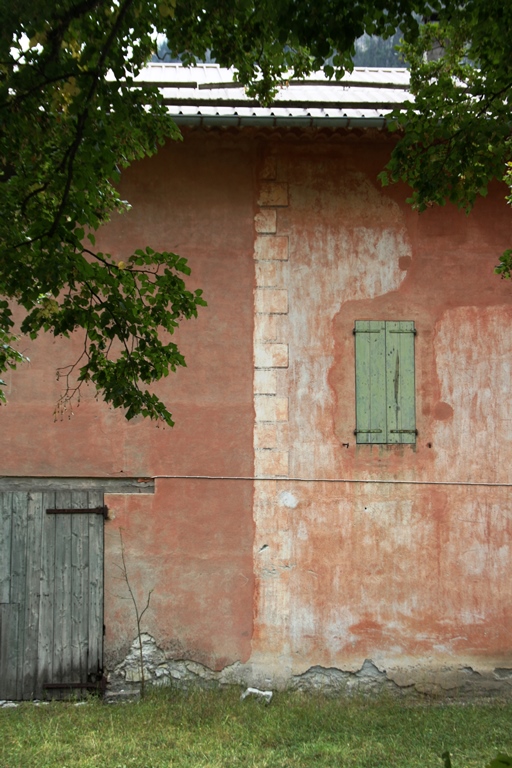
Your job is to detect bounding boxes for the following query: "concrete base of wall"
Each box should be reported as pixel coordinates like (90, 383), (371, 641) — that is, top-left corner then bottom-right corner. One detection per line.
(106, 634), (512, 702)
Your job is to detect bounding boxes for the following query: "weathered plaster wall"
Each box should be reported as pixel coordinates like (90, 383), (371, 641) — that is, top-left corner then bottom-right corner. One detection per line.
(2, 132), (257, 672)
(3, 128), (512, 695)
(3, 133), (255, 480)
(249, 135), (512, 691)
(104, 479), (254, 672)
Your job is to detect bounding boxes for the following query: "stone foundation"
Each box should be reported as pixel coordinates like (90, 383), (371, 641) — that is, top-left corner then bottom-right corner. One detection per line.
(107, 634), (512, 701)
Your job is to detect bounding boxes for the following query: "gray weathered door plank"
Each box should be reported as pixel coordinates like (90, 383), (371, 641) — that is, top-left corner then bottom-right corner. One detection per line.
(11, 492), (29, 700)
(0, 489), (105, 700)
(0, 492), (12, 604)
(37, 491), (56, 698)
(0, 603), (20, 700)
(21, 492), (44, 699)
(0, 493), (15, 698)
(71, 491), (88, 685)
(53, 491), (73, 699)
(87, 490), (104, 680)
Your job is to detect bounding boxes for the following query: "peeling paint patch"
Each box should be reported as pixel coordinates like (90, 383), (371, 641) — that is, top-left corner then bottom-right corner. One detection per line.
(292, 660), (512, 699)
(109, 637), (512, 700)
(433, 306), (512, 483)
(388, 664), (512, 698)
(291, 659), (403, 696)
(279, 491), (299, 508)
(111, 634), (250, 692)
(494, 668), (512, 679)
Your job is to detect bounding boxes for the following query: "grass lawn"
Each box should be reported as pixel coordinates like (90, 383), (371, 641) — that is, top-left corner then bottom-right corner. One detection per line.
(1, 689), (512, 768)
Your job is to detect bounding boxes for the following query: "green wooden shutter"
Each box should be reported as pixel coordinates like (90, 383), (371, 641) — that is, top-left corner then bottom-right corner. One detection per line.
(354, 321), (387, 444)
(355, 320), (416, 444)
(385, 321), (416, 444)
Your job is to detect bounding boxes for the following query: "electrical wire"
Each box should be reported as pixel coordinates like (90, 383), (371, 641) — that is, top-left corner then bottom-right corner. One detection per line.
(152, 474), (512, 488)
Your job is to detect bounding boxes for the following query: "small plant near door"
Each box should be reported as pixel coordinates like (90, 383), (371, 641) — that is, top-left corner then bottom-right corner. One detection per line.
(115, 529), (154, 698)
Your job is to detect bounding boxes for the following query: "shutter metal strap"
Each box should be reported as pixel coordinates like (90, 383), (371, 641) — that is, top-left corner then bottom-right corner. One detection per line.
(354, 429), (383, 434)
(389, 429), (418, 434)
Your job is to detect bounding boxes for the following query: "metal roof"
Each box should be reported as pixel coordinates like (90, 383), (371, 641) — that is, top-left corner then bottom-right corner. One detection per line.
(134, 63), (412, 127)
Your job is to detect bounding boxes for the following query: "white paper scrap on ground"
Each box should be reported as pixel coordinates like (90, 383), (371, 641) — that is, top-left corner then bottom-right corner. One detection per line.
(240, 687), (273, 703)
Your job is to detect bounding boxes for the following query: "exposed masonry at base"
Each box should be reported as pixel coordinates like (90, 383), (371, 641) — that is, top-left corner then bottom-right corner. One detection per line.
(108, 634), (512, 701)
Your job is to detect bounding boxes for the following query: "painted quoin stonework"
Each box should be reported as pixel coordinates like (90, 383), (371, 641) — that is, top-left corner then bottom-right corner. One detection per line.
(2, 64), (512, 699)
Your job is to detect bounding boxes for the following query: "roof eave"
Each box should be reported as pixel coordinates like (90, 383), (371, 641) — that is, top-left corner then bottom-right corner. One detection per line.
(170, 114), (390, 129)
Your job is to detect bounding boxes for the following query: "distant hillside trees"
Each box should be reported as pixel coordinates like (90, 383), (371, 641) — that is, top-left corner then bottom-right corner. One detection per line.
(352, 30), (405, 67)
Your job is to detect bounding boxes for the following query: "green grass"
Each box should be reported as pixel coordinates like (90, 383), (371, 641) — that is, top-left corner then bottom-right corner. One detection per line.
(1, 689), (512, 768)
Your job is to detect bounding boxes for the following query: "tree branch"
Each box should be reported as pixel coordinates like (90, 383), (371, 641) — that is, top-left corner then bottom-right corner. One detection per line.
(48, 0), (137, 238)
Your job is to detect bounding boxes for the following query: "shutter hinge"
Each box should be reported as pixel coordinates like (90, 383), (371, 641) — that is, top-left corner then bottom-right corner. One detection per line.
(389, 429), (418, 435)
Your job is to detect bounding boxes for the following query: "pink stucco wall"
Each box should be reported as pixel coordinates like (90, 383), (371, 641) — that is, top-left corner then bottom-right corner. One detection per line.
(3, 127), (512, 689)
(3, 132), (257, 671)
(249, 135), (512, 687)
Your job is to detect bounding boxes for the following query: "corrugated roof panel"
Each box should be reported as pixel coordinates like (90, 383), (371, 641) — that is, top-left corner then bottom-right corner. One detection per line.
(133, 63), (412, 126)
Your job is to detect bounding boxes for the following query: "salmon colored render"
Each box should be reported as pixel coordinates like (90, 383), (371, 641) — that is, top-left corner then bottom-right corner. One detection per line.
(3, 125), (512, 697)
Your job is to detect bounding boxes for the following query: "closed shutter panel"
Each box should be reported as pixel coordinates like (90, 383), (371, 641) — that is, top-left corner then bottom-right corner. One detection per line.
(355, 320), (416, 444)
(385, 321), (416, 444)
(355, 320), (387, 444)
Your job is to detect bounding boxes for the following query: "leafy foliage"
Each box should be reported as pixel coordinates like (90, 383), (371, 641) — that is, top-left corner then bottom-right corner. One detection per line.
(1, 0), (510, 422)
(164, 0), (431, 101)
(494, 161), (512, 279)
(0, 1), (207, 423)
(380, 1), (511, 225)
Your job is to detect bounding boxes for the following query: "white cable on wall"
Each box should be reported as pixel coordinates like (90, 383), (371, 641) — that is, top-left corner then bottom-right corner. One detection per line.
(152, 474), (512, 488)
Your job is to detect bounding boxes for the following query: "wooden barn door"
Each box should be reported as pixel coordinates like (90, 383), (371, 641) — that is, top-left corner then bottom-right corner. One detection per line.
(0, 490), (105, 700)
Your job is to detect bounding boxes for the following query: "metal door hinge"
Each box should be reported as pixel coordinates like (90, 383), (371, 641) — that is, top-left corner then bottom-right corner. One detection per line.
(46, 506), (109, 519)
